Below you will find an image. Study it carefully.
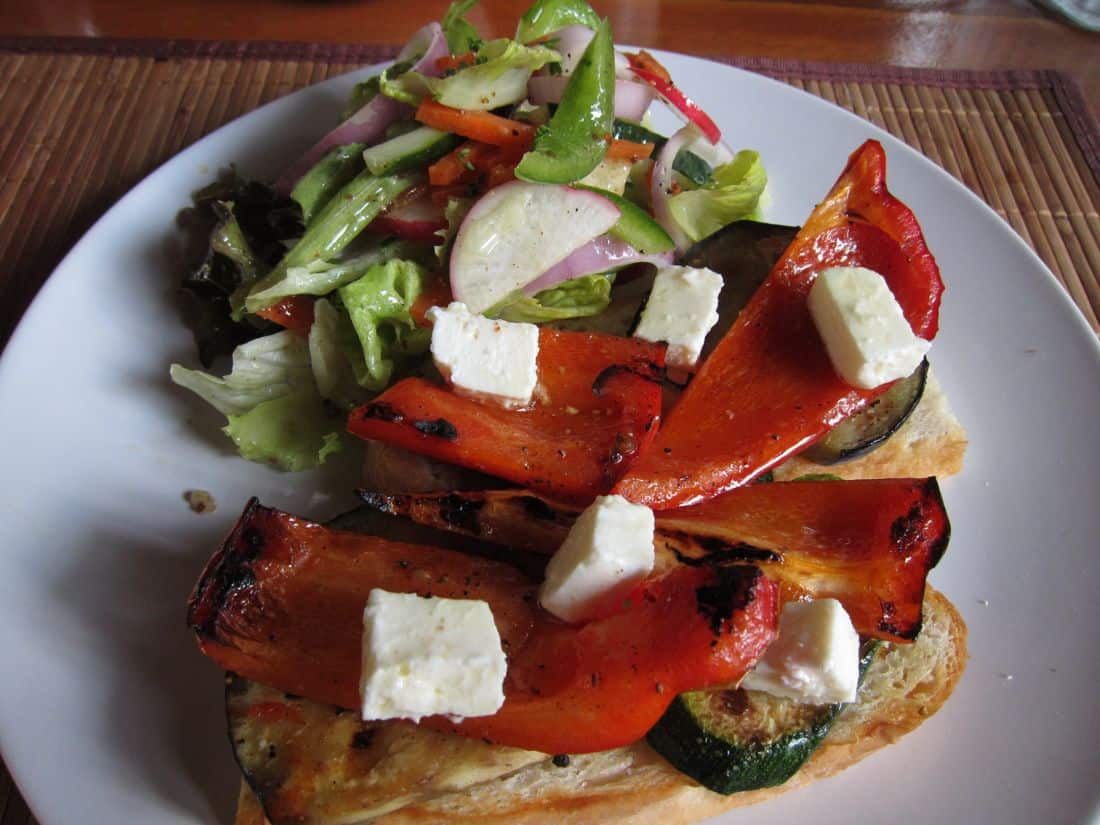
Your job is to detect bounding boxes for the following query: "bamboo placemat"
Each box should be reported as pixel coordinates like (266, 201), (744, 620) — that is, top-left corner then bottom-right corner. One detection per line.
(1, 36), (1099, 825)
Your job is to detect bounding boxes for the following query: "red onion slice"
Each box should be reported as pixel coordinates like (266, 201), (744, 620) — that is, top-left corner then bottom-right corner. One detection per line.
(524, 234), (673, 295)
(275, 22), (450, 193)
(528, 76), (656, 122)
(553, 25), (596, 74)
(650, 124), (697, 254)
(613, 79), (658, 122)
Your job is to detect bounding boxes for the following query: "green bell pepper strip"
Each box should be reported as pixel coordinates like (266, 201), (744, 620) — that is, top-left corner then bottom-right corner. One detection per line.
(516, 0), (601, 42)
(514, 18), (614, 184)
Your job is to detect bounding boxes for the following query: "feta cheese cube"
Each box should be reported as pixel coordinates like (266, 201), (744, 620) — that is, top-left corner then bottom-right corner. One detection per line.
(539, 495), (655, 623)
(807, 266), (930, 389)
(740, 598), (860, 704)
(633, 265), (723, 371)
(360, 589), (507, 723)
(427, 302), (539, 407)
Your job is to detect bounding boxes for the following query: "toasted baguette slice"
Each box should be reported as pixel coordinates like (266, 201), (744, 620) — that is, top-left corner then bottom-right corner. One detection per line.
(234, 588), (966, 825)
(774, 370), (966, 481)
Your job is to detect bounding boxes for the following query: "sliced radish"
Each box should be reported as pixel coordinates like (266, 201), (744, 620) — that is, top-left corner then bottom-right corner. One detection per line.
(368, 187), (447, 243)
(528, 76), (656, 122)
(449, 181), (621, 313)
(629, 65), (721, 144)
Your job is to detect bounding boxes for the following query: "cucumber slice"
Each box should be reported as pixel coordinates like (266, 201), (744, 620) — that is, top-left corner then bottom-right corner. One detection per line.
(361, 126), (461, 177)
(612, 120), (713, 185)
(802, 358), (929, 464)
(647, 642), (879, 794)
(672, 151), (713, 187)
(612, 119), (666, 145)
(574, 185), (674, 254)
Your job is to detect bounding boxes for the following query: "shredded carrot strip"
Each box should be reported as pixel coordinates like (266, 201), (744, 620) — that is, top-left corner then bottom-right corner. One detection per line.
(416, 100), (536, 150)
(434, 52), (477, 73)
(428, 140), (498, 186)
(606, 138), (655, 163)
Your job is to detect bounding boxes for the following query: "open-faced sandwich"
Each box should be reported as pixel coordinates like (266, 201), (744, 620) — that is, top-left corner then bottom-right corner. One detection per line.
(173, 2), (968, 823)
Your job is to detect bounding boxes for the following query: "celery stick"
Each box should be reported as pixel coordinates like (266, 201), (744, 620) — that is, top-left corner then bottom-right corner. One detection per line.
(240, 172), (415, 315)
(291, 143), (367, 225)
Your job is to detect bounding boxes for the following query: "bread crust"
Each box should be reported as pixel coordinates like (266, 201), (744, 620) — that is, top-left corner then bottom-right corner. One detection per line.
(235, 589), (966, 825)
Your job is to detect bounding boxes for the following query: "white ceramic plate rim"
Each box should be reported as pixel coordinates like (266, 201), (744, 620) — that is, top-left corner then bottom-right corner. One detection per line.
(0, 49), (1097, 825)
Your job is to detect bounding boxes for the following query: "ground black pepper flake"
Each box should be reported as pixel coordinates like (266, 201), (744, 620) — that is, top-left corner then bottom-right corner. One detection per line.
(413, 418), (458, 440)
(350, 729), (375, 750)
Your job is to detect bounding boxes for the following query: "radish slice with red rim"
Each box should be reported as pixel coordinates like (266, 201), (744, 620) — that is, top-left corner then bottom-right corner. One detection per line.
(449, 181), (621, 314)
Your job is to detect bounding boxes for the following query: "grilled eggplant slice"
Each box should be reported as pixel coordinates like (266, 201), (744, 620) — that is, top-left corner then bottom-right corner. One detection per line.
(228, 675), (543, 825)
(802, 358), (929, 465)
(680, 221), (927, 466)
(679, 220), (799, 361)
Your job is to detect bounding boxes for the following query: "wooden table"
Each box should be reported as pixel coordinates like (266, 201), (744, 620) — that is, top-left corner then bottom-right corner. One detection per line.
(2, 0), (1098, 115)
(0, 2), (1097, 824)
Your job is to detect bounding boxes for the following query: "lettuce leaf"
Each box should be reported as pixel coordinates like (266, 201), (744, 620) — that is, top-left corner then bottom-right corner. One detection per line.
(378, 59), (430, 105)
(668, 150), (767, 243)
(424, 39), (559, 110)
(245, 239), (414, 308)
(491, 273), (612, 322)
(443, 0), (483, 53)
(181, 174), (302, 365)
(338, 259), (432, 391)
(169, 330), (313, 417)
(308, 298), (372, 410)
(170, 330), (343, 471)
(434, 196), (474, 267)
(224, 391), (344, 472)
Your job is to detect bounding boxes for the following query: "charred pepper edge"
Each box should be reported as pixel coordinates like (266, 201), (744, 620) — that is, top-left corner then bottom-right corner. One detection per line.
(187, 497), (265, 639)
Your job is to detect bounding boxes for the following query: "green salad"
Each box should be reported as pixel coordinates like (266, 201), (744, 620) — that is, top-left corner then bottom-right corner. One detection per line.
(170, 0), (766, 470)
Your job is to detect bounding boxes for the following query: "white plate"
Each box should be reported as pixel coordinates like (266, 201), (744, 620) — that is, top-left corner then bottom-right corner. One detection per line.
(1, 51), (1098, 825)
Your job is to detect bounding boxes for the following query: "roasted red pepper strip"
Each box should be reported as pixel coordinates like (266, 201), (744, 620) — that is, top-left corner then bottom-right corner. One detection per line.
(437, 563), (777, 753)
(359, 477), (950, 643)
(187, 499), (540, 711)
(656, 477), (950, 642)
(188, 501), (778, 754)
(348, 329), (666, 504)
(254, 295), (315, 335)
(614, 140), (944, 508)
